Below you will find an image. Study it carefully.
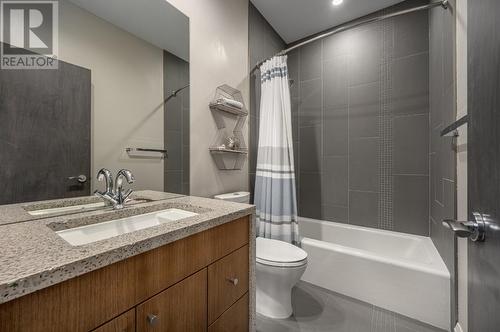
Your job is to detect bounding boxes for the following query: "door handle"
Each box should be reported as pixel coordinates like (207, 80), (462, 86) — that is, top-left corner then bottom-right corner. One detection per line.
(442, 212), (486, 242)
(67, 175), (87, 183)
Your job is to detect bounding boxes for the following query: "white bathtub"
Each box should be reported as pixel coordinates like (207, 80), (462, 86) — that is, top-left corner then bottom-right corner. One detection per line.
(299, 217), (450, 330)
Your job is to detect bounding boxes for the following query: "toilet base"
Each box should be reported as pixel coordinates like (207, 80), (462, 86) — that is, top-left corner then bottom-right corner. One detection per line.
(256, 262), (307, 319)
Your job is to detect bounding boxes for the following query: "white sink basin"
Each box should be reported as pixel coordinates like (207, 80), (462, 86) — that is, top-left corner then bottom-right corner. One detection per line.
(55, 208), (198, 246)
(28, 202), (107, 216)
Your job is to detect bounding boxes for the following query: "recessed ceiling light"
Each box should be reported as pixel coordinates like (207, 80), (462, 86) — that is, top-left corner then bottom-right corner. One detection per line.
(332, 0), (343, 6)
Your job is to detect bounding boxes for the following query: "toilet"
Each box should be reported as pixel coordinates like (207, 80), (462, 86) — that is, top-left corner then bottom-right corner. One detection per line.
(214, 191), (308, 319)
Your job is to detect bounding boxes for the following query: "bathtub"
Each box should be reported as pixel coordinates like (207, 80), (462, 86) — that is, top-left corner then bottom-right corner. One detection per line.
(299, 217), (450, 330)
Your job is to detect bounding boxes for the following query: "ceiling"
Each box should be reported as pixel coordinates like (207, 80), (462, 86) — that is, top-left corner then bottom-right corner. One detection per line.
(250, 0), (405, 44)
(68, 0), (189, 61)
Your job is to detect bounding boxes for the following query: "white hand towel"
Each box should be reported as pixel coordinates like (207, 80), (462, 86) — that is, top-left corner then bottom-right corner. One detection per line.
(217, 97), (243, 109)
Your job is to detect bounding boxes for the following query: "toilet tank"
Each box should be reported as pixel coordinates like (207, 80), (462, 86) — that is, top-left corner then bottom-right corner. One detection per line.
(214, 191), (250, 204)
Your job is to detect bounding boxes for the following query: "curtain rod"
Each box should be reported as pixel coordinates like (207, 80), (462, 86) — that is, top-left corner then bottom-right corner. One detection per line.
(251, 0), (448, 73)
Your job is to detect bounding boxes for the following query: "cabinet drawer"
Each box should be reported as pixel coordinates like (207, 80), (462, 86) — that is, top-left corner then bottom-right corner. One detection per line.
(208, 293), (249, 332)
(92, 309), (135, 332)
(135, 215), (249, 302)
(136, 269), (207, 332)
(208, 245), (249, 324)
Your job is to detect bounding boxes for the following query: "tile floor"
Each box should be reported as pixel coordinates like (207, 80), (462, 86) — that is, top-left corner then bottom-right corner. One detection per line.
(257, 281), (447, 332)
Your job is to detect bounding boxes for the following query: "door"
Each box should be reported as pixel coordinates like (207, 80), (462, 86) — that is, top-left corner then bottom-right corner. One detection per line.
(468, 0), (500, 330)
(0, 58), (91, 204)
(136, 268), (207, 332)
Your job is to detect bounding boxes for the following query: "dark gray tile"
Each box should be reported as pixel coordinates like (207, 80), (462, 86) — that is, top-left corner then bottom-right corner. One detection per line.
(349, 191), (379, 228)
(292, 112), (299, 142)
(288, 50), (300, 98)
(323, 108), (348, 156)
(349, 82), (380, 138)
(393, 114), (429, 175)
(392, 53), (429, 115)
(322, 156), (348, 206)
(322, 205), (348, 223)
(349, 138), (379, 192)
(348, 26), (382, 86)
(394, 10), (429, 58)
(442, 84), (456, 133)
(299, 40), (322, 81)
(300, 126), (322, 172)
(394, 175), (430, 235)
(440, 135), (455, 181)
(299, 173), (322, 219)
(322, 29), (353, 61)
(164, 171), (182, 193)
(323, 56), (348, 109)
(299, 78), (322, 127)
(443, 178), (455, 220)
(165, 130), (182, 171)
(182, 145), (189, 177)
(165, 97), (182, 131)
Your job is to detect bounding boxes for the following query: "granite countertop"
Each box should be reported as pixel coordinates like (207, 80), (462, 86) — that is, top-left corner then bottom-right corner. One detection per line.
(0, 194), (255, 304)
(0, 190), (184, 225)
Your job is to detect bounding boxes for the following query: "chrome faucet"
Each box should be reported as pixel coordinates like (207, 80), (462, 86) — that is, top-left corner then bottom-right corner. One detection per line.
(94, 168), (135, 209)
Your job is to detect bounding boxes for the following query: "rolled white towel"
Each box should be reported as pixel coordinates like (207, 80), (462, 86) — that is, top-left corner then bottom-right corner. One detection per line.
(217, 97), (243, 109)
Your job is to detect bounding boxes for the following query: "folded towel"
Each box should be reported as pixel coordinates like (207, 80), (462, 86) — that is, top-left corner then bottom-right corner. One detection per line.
(217, 97), (243, 109)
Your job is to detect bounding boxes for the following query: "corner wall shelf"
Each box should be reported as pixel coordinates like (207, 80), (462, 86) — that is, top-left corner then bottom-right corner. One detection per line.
(209, 84), (248, 170)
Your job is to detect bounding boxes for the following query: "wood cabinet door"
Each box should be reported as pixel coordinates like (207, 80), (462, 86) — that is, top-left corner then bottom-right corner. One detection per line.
(136, 269), (207, 332)
(208, 293), (249, 332)
(92, 309), (135, 332)
(208, 245), (249, 324)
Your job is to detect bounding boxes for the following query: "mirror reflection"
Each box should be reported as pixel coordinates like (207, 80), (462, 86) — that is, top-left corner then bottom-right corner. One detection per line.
(0, 0), (190, 210)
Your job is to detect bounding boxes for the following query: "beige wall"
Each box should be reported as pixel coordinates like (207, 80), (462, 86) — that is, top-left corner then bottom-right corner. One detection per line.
(166, 0), (249, 198)
(59, 1), (165, 192)
(456, 0), (467, 330)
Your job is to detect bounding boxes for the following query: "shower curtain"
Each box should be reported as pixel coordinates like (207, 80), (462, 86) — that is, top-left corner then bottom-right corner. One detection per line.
(254, 55), (299, 244)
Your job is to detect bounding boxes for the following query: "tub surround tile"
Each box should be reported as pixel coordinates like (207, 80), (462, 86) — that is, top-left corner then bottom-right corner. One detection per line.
(0, 193), (255, 304)
(322, 156), (348, 206)
(323, 57), (348, 109)
(393, 10), (429, 59)
(393, 114), (430, 175)
(349, 82), (381, 138)
(393, 175), (430, 235)
(299, 41), (322, 81)
(349, 138), (379, 192)
(299, 125), (322, 172)
(299, 78), (322, 127)
(323, 108), (348, 156)
(299, 172), (322, 219)
(349, 191), (379, 228)
(391, 53), (429, 116)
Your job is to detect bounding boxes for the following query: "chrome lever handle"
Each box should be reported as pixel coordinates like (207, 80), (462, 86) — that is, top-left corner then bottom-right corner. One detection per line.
(442, 212), (486, 242)
(67, 175), (87, 183)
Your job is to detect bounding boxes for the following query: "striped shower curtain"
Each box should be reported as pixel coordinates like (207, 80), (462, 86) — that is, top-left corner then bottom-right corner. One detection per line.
(254, 55), (299, 244)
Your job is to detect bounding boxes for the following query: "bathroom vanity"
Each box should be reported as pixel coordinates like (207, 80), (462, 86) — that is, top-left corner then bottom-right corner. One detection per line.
(0, 194), (255, 332)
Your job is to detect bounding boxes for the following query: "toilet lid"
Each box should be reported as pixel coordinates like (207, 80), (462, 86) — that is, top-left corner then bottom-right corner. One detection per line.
(256, 237), (308, 264)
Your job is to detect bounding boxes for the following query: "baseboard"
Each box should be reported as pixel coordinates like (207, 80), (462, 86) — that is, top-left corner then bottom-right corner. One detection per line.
(454, 322), (464, 332)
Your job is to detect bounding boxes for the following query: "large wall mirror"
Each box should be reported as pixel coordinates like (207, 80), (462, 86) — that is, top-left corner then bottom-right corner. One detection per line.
(0, 0), (190, 206)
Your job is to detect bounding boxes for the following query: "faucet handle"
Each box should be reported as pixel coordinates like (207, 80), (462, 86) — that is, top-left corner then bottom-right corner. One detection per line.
(96, 168), (114, 194)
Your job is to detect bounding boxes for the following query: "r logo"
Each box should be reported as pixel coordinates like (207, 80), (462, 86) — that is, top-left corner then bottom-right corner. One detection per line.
(0, 1), (58, 69)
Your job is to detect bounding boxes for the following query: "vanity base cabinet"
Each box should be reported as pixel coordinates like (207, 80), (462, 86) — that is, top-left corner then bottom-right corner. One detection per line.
(208, 293), (249, 332)
(136, 269), (207, 332)
(0, 216), (250, 332)
(93, 309), (135, 332)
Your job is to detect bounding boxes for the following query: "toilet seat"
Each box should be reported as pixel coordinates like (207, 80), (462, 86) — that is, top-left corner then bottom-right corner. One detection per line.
(256, 237), (308, 268)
